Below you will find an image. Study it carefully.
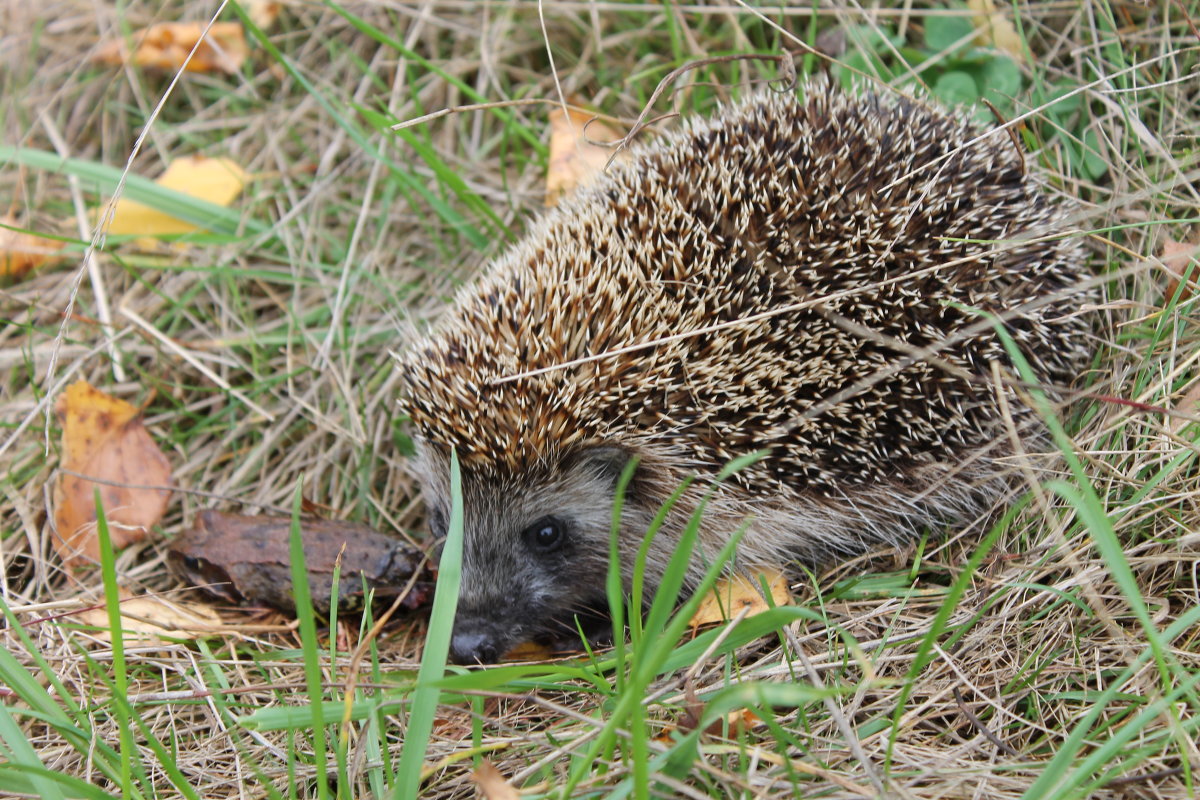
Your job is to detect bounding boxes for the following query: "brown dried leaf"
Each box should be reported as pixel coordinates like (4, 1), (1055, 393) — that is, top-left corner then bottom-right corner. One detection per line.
(0, 213), (64, 280)
(968, 0), (1026, 62)
(53, 380), (173, 565)
(690, 569), (792, 628)
(93, 21), (248, 75)
(545, 105), (629, 206)
(657, 682), (765, 743)
(472, 760), (520, 800)
(168, 510), (430, 615)
(74, 590), (234, 644)
(1160, 237), (1200, 304)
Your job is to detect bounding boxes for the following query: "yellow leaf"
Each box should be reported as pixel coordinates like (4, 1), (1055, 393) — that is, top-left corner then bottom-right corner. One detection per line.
(93, 21), (248, 75)
(0, 213), (64, 280)
(104, 155), (247, 240)
(690, 569), (792, 628)
(967, 0), (1026, 62)
(545, 105), (630, 206)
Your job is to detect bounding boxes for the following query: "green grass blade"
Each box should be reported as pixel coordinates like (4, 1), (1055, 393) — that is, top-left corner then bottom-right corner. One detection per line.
(884, 494), (1028, 766)
(606, 457), (641, 696)
(989, 315), (1181, 694)
(563, 452), (763, 798)
(0, 763), (118, 800)
(0, 146), (266, 238)
(0, 705), (68, 800)
(629, 477), (693, 648)
(287, 479), (330, 800)
(392, 449), (464, 798)
(229, 1), (490, 251)
(1021, 604), (1200, 798)
(94, 493), (142, 800)
(0, 601), (77, 722)
(322, 0), (543, 152)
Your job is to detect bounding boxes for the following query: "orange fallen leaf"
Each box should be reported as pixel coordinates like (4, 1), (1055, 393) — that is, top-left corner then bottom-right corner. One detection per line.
(53, 380), (173, 565)
(93, 21), (248, 75)
(103, 155), (247, 241)
(74, 590), (233, 644)
(1, 213), (64, 280)
(545, 104), (630, 206)
(713, 708), (765, 737)
(690, 568), (792, 628)
(472, 760), (519, 800)
(967, 0), (1026, 62)
(662, 709), (765, 741)
(501, 640), (555, 661)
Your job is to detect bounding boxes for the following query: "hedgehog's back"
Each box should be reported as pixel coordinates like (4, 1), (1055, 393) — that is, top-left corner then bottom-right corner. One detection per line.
(401, 81), (1090, 495)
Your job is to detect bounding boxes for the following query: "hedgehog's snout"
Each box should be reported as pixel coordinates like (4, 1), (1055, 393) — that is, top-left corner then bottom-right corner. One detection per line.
(448, 619), (504, 665)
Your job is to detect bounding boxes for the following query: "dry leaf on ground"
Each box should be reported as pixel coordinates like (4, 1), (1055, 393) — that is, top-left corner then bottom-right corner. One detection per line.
(1160, 237), (1200, 303)
(968, 0), (1026, 61)
(1171, 381), (1200, 437)
(93, 21), (248, 74)
(247, 1), (282, 29)
(53, 380), (173, 565)
(500, 640), (555, 661)
(74, 590), (234, 644)
(167, 510), (432, 615)
(472, 760), (520, 800)
(545, 105), (630, 206)
(103, 155), (247, 241)
(690, 569), (792, 628)
(0, 213), (64, 280)
(659, 709), (765, 742)
(658, 680), (767, 742)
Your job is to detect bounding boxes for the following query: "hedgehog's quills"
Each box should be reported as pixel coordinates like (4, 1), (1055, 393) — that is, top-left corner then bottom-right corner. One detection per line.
(399, 80), (1091, 664)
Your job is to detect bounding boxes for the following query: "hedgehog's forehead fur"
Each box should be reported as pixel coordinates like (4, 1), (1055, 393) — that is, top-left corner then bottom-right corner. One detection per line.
(399, 80), (1088, 493)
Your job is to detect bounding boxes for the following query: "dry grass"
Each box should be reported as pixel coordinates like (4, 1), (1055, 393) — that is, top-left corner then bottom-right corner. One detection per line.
(2, 1), (1200, 798)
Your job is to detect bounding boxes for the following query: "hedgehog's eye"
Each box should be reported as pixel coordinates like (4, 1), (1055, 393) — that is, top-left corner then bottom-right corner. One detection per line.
(523, 516), (565, 553)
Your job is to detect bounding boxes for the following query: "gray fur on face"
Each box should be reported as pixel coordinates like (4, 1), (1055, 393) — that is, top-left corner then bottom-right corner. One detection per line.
(415, 443), (656, 663)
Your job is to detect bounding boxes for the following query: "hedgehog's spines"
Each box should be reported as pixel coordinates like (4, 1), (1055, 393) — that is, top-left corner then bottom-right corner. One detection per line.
(400, 79), (1090, 503)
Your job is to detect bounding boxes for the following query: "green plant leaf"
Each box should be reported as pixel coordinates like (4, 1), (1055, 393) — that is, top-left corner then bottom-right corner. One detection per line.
(933, 70), (980, 106)
(979, 55), (1023, 100)
(1079, 127), (1109, 180)
(1042, 82), (1084, 117)
(924, 15), (975, 53)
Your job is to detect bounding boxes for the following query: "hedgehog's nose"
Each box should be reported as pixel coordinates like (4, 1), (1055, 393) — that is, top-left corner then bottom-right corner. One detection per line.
(449, 628), (500, 664)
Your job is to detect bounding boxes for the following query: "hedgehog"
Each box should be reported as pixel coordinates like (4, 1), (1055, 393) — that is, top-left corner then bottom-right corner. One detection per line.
(398, 79), (1090, 664)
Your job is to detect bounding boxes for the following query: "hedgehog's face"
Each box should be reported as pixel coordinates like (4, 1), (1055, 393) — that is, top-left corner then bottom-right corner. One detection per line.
(414, 442), (635, 664)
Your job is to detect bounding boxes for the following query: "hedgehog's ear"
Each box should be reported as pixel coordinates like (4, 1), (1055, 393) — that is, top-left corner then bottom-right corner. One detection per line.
(573, 445), (634, 489)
